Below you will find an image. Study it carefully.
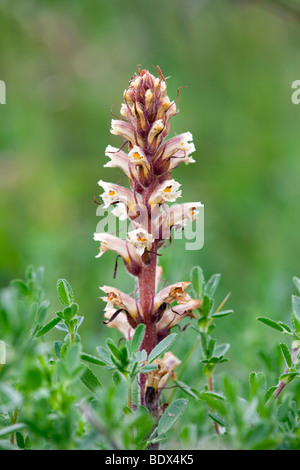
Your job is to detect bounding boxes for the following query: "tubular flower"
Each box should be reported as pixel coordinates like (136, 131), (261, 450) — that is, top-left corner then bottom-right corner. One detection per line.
(154, 282), (191, 310)
(104, 145), (134, 179)
(95, 68), (202, 407)
(145, 352), (181, 391)
(93, 233), (142, 275)
(104, 308), (135, 340)
(162, 202), (203, 231)
(156, 299), (201, 339)
(128, 145), (151, 180)
(100, 285), (139, 322)
(98, 180), (138, 214)
(149, 179), (182, 205)
(127, 228), (154, 256)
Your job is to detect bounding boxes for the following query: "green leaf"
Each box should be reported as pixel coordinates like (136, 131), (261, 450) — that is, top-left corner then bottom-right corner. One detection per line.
(205, 273), (221, 298)
(280, 343), (292, 368)
(257, 317), (284, 332)
(113, 370), (125, 385)
(200, 331), (208, 356)
(214, 343), (230, 358)
(16, 431), (25, 449)
(81, 353), (106, 366)
(36, 317), (61, 337)
(156, 399), (188, 437)
(54, 340), (63, 358)
(211, 310), (233, 318)
(292, 295), (300, 322)
(0, 341), (6, 365)
(176, 381), (200, 400)
(130, 324), (146, 354)
(0, 423), (26, 438)
(279, 372), (299, 384)
(148, 333), (177, 363)
(106, 339), (122, 361)
(80, 367), (101, 392)
(56, 279), (74, 307)
(208, 413), (227, 428)
(190, 266), (204, 299)
(201, 295), (213, 317)
(278, 322), (292, 334)
(11, 279), (30, 296)
(292, 313), (300, 335)
(96, 346), (113, 365)
(135, 349), (147, 363)
(265, 386), (277, 401)
(55, 322), (68, 332)
(140, 364), (158, 373)
(293, 277), (300, 295)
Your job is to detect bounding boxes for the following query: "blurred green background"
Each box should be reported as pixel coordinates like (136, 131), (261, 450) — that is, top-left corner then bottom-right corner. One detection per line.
(1, 0), (300, 385)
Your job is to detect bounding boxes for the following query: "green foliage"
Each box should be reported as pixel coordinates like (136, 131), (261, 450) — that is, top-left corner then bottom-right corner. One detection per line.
(2, 266), (300, 450)
(0, 267), (159, 449)
(189, 267), (233, 376)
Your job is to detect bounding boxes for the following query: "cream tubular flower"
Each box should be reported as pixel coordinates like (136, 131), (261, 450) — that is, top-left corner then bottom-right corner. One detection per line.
(128, 145), (151, 176)
(93, 233), (142, 275)
(111, 203), (128, 221)
(149, 179), (182, 205)
(110, 119), (143, 147)
(98, 180), (138, 215)
(148, 119), (164, 145)
(100, 285), (139, 321)
(127, 228), (154, 256)
(104, 308), (135, 341)
(153, 132), (195, 169)
(104, 145), (133, 179)
(166, 202), (203, 229)
(154, 282), (191, 310)
(156, 299), (200, 333)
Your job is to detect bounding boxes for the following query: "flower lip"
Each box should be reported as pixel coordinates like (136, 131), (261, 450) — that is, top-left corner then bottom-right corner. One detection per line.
(149, 179), (182, 205)
(127, 228), (154, 256)
(128, 146), (150, 172)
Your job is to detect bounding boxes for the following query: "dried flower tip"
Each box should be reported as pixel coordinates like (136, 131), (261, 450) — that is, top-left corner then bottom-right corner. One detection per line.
(146, 352), (181, 391)
(146, 360), (168, 391)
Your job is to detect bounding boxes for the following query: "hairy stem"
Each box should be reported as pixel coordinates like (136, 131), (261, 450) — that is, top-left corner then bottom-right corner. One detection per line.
(138, 242), (157, 405)
(274, 347), (299, 400)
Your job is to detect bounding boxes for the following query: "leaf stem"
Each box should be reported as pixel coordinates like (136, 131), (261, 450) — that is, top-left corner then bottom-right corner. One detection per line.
(208, 374), (220, 436)
(168, 337), (201, 403)
(10, 407), (18, 445)
(273, 347), (298, 400)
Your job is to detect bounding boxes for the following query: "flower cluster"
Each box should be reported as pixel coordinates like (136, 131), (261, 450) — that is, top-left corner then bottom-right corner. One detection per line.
(94, 68), (202, 401)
